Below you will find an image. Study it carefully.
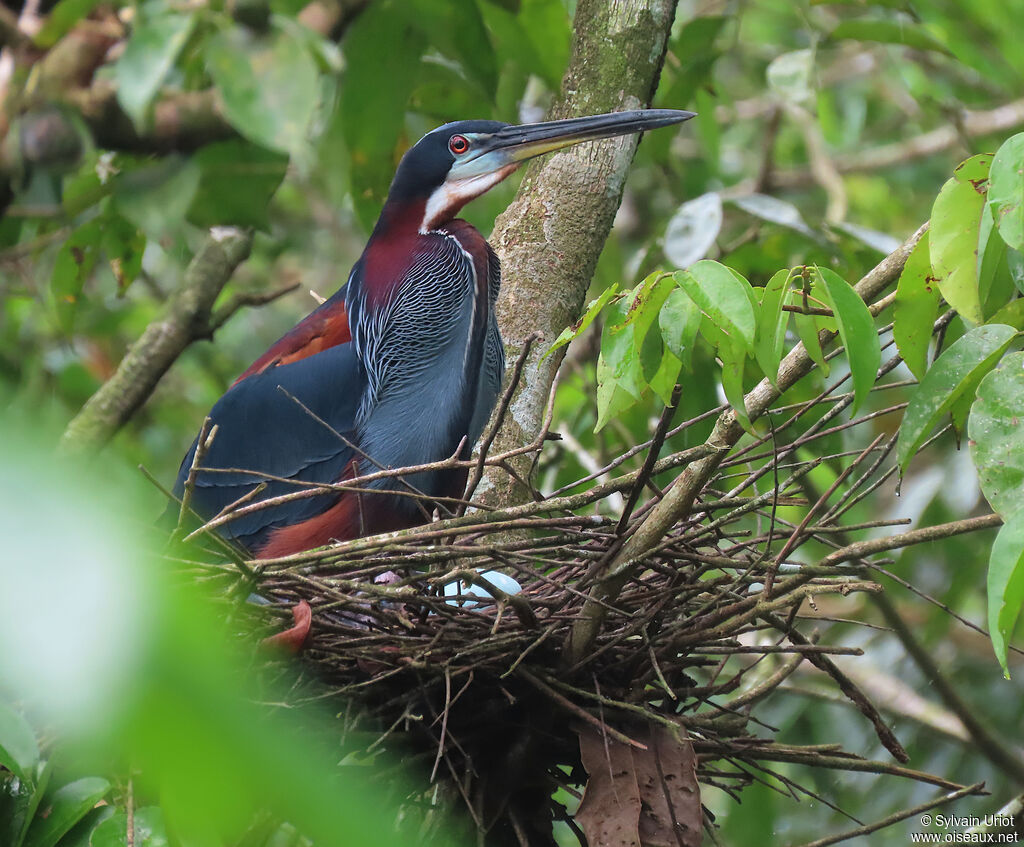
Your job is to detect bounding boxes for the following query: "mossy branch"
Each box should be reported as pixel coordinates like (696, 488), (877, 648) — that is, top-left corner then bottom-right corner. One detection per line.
(59, 227), (254, 454)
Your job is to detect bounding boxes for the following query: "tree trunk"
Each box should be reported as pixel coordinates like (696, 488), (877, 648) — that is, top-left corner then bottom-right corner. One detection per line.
(482, 0), (680, 507)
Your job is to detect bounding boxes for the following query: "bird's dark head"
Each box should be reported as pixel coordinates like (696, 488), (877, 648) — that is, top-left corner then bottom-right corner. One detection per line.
(383, 110), (696, 234)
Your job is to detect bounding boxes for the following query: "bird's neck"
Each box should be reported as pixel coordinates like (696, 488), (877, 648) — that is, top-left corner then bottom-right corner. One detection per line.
(373, 196), (430, 240)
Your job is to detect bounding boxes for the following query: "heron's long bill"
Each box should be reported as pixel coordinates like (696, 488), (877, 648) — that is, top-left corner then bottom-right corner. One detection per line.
(489, 108), (696, 163)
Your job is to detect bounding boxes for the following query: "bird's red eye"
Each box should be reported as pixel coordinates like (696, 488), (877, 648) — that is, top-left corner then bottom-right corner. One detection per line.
(449, 134), (470, 155)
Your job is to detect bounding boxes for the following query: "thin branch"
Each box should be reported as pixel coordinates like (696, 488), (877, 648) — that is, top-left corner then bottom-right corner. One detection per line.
(563, 222), (929, 668)
(59, 227), (254, 453)
(771, 98), (1024, 190)
(818, 513), (1002, 568)
(791, 783), (985, 847)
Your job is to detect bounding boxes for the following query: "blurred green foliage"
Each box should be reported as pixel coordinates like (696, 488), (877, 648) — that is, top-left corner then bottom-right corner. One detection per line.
(2, 0), (1024, 843)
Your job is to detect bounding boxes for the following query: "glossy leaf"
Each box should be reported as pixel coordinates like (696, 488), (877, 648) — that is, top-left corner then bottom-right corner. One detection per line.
(988, 297), (1024, 331)
(754, 269), (791, 384)
(544, 285), (620, 360)
(1009, 248), (1024, 296)
(730, 194), (818, 241)
(989, 132), (1024, 252)
(830, 19), (951, 55)
(206, 25), (319, 160)
(790, 285), (830, 376)
(596, 296), (644, 431)
(816, 268), (878, 411)
(663, 192), (722, 268)
(649, 348), (682, 407)
(659, 287), (701, 371)
(970, 352), (1024, 674)
(674, 261), (756, 352)
(617, 273), (674, 351)
(930, 166), (988, 325)
(90, 806), (168, 847)
(719, 338), (752, 432)
(22, 777), (110, 847)
(53, 805), (115, 847)
(115, 14), (197, 128)
(0, 701), (38, 781)
(186, 141), (289, 229)
(896, 324), (1018, 473)
(984, 511), (1024, 677)
(969, 351), (1024, 518)
(894, 233), (939, 381)
(11, 760), (53, 847)
(977, 203), (1010, 314)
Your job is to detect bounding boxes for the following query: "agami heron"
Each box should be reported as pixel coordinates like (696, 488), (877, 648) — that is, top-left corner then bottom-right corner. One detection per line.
(174, 109), (695, 559)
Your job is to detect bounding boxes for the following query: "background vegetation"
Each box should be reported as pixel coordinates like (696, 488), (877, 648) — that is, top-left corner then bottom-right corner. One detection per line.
(2, 0), (1023, 844)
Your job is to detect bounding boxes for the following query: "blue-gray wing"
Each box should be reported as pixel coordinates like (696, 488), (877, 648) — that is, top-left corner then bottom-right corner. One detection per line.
(173, 343), (365, 549)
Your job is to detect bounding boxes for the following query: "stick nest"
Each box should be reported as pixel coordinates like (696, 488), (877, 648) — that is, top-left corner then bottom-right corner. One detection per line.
(181, 320), (983, 845)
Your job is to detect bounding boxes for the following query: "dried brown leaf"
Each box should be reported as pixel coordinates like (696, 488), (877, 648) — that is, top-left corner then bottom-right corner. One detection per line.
(576, 724), (642, 847)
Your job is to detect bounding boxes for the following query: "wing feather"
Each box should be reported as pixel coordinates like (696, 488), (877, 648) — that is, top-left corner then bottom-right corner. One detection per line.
(175, 342), (365, 550)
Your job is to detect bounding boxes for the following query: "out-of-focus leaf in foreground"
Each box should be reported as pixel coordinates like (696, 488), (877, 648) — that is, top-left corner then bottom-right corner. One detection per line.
(0, 426), (420, 846)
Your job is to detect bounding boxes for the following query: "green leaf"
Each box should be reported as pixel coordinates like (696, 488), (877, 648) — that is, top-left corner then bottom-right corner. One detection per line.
(719, 338), (752, 432)
(186, 141), (289, 229)
(988, 297), (1024, 330)
(659, 287), (701, 371)
(341, 0), (427, 229)
(12, 760), (53, 847)
(896, 324), (1018, 473)
(984, 511), (1024, 677)
(410, 0), (497, 98)
(23, 778), (110, 847)
(675, 260), (757, 352)
(977, 203), (1011, 316)
(595, 295), (645, 431)
(969, 351), (1024, 517)
(543, 285), (620, 360)
(663, 192), (722, 268)
(115, 14), (197, 128)
(930, 174), (987, 325)
(791, 291), (830, 376)
(88, 806), (167, 847)
(51, 218), (102, 333)
(954, 153), (993, 188)
(616, 273), (673, 351)
(32, 0), (101, 47)
(754, 269), (791, 384)
(0, 703), (38, 782)
(83, 810), (125, 847)
(206, 24), (319, 160)
(989, 132), (1024, 252)
(648, 348), (682, 407)
(52, 805), (114, 847)
(830, 18), (951, 55)
(113, 156), (200, 238)
(894, 233), (940, 381)
(1009, 249), (1024, 296)
(814, 268), (879, 413)
(638, 321), (663, 386)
